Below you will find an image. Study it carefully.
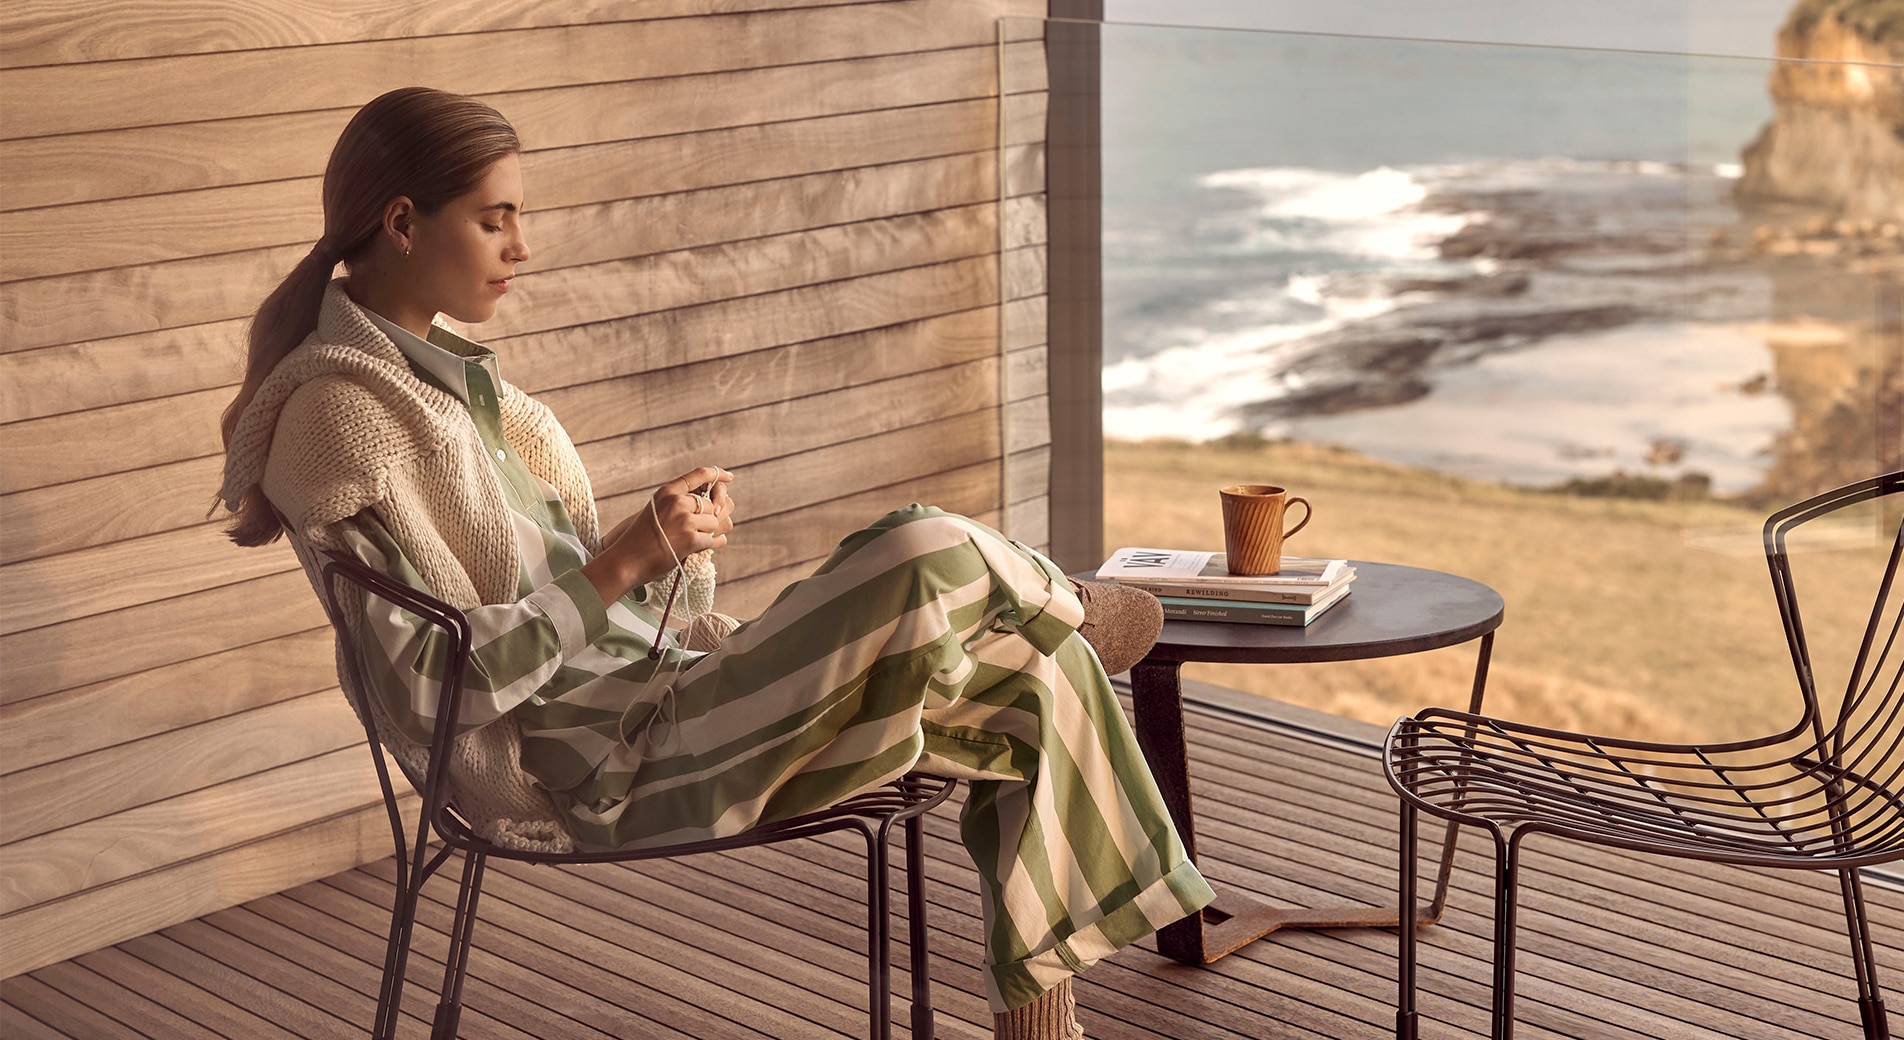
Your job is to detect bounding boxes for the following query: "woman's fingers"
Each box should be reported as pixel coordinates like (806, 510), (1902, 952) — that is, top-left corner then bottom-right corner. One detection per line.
(664, 465), (732, 499)
(670, 466), (737, 531)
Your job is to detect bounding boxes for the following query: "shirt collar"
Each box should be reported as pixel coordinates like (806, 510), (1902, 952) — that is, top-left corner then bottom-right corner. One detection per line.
(359, 307), (492, 404)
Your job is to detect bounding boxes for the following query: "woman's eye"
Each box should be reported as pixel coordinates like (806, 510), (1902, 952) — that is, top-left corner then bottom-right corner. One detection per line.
(481, 223), (502, 233)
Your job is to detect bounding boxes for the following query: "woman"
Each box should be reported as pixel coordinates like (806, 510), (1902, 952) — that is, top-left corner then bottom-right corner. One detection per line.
(218, 86), (1212, 1039)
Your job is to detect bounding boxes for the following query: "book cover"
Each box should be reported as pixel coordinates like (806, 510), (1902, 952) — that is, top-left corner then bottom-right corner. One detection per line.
(1096, 547), (1349, 586)
(1118, 568), (1355, 605)
(1157, 585), (1352, 626)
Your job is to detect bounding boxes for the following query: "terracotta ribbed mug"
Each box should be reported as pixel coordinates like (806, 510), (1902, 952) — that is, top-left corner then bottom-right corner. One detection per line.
(1219, 485), (1313, 575)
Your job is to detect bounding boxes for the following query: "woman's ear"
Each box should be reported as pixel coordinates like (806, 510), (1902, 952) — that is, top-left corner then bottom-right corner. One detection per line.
(380, 195), (417, 256)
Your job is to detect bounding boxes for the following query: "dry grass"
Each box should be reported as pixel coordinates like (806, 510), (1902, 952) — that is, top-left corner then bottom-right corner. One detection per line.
(1105, 437), (1889, 742)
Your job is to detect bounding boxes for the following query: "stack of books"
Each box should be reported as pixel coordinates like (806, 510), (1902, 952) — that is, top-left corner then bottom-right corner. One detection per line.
(1095, 547), (1355, 626)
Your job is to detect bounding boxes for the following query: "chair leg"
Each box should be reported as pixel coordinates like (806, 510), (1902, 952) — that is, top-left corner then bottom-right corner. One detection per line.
(1491, 837), (1523, 1040)
(862, 821), (894, 1040)
(374, 889), (418, 1040)
(906, 812), (936, 1040)
(1839, 868), (1893, 1040)
(432, 852), (488, 1040)
(1396, 800), (1420, 1040)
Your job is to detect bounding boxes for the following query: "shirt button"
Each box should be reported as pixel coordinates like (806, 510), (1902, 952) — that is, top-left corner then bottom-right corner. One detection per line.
(495, 449), (506, 461)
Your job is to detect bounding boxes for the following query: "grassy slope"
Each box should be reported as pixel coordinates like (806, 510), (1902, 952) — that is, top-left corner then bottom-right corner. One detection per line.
(1104, 438), (1884, 741)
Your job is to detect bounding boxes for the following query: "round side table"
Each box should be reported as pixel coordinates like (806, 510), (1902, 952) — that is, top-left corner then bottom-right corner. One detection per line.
(1125, 560), (1505, 964)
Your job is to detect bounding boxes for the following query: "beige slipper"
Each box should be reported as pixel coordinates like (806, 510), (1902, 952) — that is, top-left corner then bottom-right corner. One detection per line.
(1069, 579), (1164, 675)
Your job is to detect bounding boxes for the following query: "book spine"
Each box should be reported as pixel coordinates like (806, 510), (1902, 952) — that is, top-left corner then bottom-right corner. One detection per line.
(1158, 601), (1311, 626)
(1121, 580), (1321, 605)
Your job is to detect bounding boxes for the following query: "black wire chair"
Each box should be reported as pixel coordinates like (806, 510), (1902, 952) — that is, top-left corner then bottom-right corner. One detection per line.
(1385, 471), (1904, 1040)
(314, 550), (956, 1040)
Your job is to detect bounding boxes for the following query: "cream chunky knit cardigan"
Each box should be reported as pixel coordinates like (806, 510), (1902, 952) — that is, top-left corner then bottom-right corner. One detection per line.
(222, 280), (594, 851)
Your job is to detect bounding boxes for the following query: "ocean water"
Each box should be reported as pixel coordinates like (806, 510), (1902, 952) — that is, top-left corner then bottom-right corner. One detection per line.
(1094, 21), (1802, 492)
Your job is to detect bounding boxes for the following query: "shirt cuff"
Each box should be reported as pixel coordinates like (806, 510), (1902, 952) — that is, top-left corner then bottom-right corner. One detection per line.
(523, 568), (611, 658)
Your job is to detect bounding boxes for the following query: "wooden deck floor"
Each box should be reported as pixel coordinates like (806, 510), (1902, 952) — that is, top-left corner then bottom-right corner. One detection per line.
(5, 683), (1900, 1039)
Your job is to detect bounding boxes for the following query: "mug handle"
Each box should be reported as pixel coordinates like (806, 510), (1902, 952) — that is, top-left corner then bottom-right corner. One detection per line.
(1283, 496), (1312, 540)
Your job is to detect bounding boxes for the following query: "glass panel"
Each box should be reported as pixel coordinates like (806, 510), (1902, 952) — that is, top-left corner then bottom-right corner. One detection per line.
(1009, 15), (1903, 742)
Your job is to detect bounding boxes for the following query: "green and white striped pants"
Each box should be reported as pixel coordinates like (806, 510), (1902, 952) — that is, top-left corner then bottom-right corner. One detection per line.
(561, 505), (1214, 1011)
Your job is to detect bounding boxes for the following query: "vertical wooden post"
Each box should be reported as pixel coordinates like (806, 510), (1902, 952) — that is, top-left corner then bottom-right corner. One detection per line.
(1045, 0), (1104, 572)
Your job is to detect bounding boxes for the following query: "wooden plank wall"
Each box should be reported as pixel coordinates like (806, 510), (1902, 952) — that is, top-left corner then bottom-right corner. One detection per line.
(0, 0), (1053, 978)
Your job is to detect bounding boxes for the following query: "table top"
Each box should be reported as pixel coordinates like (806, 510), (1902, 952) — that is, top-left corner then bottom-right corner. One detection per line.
(1136, 560), (1504, 666)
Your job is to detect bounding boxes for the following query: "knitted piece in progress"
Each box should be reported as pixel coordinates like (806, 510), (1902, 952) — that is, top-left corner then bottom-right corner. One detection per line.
(641, 546), (717, 635)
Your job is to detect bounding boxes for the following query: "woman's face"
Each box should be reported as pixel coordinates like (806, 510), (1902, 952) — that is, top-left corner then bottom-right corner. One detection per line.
(405, 152), (530, 326)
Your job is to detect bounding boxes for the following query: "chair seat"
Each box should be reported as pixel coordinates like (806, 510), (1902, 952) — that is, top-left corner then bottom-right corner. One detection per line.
(434, 772), (957, 863)
(1389, 711), (1904, 869)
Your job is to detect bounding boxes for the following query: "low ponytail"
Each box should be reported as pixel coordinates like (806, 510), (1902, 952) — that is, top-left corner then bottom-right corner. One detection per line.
(217, 243), (339, 545)
(214, 87), (520, 546)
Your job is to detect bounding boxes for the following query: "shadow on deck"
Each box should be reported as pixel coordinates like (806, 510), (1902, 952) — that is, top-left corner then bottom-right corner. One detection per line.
(4, 682), (1900, 1039)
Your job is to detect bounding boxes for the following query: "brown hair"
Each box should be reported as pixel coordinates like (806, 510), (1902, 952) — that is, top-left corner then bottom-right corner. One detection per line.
(218, 86), (521, 546)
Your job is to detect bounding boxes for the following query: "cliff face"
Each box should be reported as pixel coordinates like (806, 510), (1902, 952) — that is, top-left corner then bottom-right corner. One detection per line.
(1737, 0), (1904, 221)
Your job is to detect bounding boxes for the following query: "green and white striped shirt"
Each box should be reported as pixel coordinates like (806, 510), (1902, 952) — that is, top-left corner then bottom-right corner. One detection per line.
(342, 314), (681, 805)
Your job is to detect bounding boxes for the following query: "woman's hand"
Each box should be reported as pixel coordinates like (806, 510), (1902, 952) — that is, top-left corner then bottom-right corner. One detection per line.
(584, 466), (736, 606)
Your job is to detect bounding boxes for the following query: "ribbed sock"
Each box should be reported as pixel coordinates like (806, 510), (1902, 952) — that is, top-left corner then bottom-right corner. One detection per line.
(993, 977), (1086, 1040)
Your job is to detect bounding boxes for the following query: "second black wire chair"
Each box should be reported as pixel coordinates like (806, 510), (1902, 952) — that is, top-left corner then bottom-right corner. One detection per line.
(1385, 471), (1904, 1040)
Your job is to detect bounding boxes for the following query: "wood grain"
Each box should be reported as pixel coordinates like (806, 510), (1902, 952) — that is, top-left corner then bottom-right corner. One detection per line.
(0, 569), (323, 704)
(1, 191), (995, 354)
(0, 319), (244, 425)
(1005, 193), (1048, 251)
(1008, 394), (1052, 452)
(0, 799), (405, 979)
(1006, 444), (1053, 506)
(500, 254), (995, 397)
(0, 64), (1004, 214)
(0, 0), (879, 68)
(0, 245), (308, 357)
(3, 358), (1001, 637)
(539, 307), (996, 447)
(0, 522), (297, 637)
(0, 456), (223, 565)
(0, 628), (334, 773)
(0, 100), (1005, 420)
(0, 387), (227, 493)
(0, 747), (381, 915)
(522, 96), (997, 213)
(1007, 344), (1050, 402)
(0, 280), (996, 564)
(1006, 493), (1051, 548)
(0, 0), (1015, 139)
(2, 247), (994, 508)
(2, 144), (998, 285)
(574, 356), (1001, 503)
(0, 690), (360, 844)
(522, 152), (997, 279)
(480, 202), (999, 342)
(1004, 296), (1048, 353)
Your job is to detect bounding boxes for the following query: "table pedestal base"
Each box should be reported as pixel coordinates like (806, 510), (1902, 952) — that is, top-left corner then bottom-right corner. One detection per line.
(1161, 890), (1451, 965)
(1132, 650), (1483, 966)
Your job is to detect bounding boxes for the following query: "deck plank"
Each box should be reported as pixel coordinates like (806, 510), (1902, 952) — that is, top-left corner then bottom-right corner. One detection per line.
(4, 689), (1899, 1039)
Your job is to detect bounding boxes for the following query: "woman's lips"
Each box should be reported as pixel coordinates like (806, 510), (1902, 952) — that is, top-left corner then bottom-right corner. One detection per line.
(489, 278), (511, 294)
